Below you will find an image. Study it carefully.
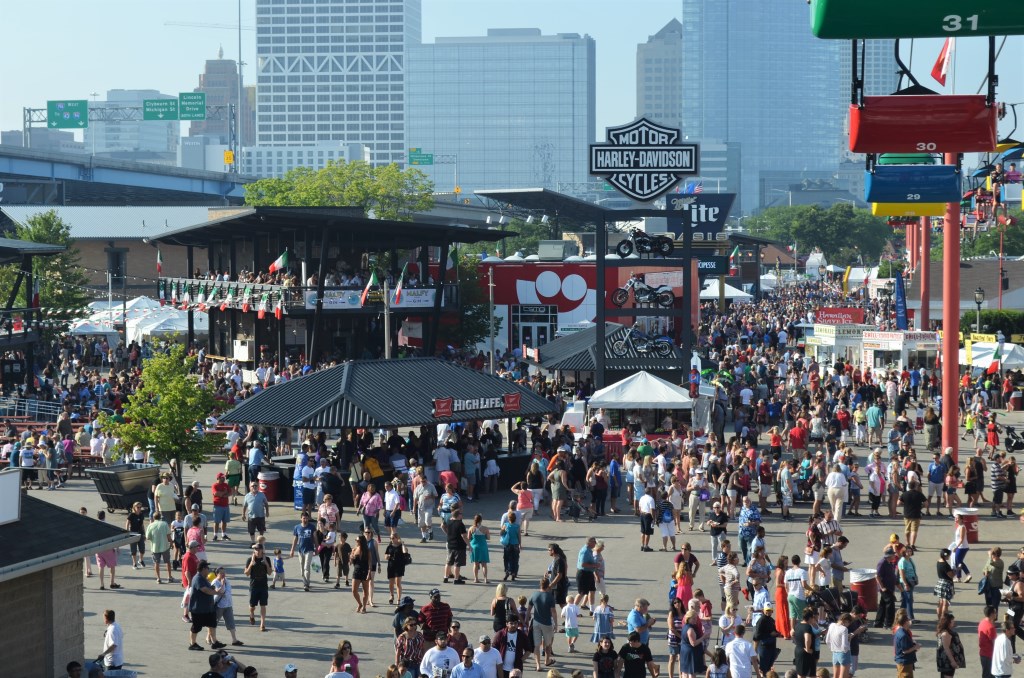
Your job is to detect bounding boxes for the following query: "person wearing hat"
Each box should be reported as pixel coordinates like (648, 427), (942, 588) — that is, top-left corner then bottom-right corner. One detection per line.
(181, 540), (201, 623)
(187, 560), (223, 651)
(473, 634), (502, 678)
(212, 472), (232, 542)
(392, 596), (417, 638)
(686, 467), (709, 531)
(284, 663), (299, 678)
(153, 472), (180, 520)
(201, 650), (250, 678)
(751, 603), (782, 677)
(419, 588), (453, 643)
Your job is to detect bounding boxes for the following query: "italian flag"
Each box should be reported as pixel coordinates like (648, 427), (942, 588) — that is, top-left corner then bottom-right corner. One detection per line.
(170, 283), (178, 304)
(159, 281), (166, 306)
(242, 286), (253, 313)
(269, 251), (288, 274)
(257, 293), (269, 319)
(393, 263), (408, 304)
(221, 287), (234, 311)
(728, 246), (740, 275)
(197, 284), (208, 311)
(179, 286), (191, 310)
(987, 342), (1003, 375)
(156, 248), (163, 275)
(360, 270), (379, 306)
(274, 294), (283, 320)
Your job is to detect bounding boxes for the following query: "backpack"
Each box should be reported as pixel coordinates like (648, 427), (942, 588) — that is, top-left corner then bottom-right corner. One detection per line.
(661, 504), (674, 524)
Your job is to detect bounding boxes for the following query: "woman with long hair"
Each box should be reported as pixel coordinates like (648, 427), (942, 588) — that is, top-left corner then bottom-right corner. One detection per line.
(468, 514), (491, 584)
(773, 555), (792, 640)
(384, 532), (409, 605)
(705, 646), (728, 678)
(935, 612), (965, 677)
(667, 596), (686, 678)
(350, 534), (371, 613)
(679, 609), (703, 678)
(674, 561), (694, 606)
(933, 548), (955, 619)
(547, 462), (569, 523)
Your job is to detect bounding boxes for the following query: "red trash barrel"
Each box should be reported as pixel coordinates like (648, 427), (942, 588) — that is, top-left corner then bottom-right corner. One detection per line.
(954, 508), (980, 544)
(257, 471), (280, 502)
(850, 569), (878, 612)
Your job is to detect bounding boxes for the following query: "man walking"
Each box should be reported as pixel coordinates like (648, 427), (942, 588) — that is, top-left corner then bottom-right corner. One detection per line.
(243, 543), (272, 632)
(289, 512), (317, 592)
(638, 487), (656, 553)
(241, 481), (270, 544)
(145, 511), (173, 584)
(211, 472), (232, 541)
(900, 481), (927, 550)
(188, 560), (224, 651)
(96, 609), (124, 671)
(576, 537), (599, 610)
(527, 578), (557, 670)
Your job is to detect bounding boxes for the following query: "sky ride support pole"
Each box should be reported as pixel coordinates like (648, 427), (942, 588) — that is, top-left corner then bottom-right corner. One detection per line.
(941, 152), (961, 464)
(919, 217), (930, 330)
(907, 218), (917, 273)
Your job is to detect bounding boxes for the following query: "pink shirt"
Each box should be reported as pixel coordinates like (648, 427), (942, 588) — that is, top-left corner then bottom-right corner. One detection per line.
(359, 492), (383, 515)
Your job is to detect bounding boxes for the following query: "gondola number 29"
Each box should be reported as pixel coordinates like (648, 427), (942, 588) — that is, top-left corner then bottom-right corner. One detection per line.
(942, 15), (979, 32)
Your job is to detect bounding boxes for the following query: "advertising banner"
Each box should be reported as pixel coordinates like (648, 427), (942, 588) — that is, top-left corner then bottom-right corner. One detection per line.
(816, 307), (866, 325)
(304, 288), (435, 310)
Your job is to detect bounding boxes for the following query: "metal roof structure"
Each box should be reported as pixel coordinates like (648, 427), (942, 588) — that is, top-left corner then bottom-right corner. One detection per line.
(0, 491), (139, 583)
(524, 322), (688, 372)
(152, 206), (511, 249)
(0, 205), (211, 240)
(220, 358), (558, 428)
(0, 236), (65, 265)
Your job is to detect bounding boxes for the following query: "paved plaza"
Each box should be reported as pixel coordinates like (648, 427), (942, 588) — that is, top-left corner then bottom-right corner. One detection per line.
(40, 408), (1024, 677)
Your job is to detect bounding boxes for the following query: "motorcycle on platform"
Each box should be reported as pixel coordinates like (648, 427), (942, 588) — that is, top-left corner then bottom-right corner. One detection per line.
(614, 227), (675, 257)
(611, 273), (675, 308)
(611, 323), (675, 358)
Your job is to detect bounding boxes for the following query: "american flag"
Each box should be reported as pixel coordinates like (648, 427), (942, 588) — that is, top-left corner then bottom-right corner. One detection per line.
(679, 180), (704, 195)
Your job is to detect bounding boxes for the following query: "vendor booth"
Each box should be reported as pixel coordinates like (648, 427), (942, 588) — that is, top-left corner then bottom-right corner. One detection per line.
(805, 324), (873, 365)
(861, 330), (939, 376)
(587, 371), (694, 457)
(958, 342), (1024, 371)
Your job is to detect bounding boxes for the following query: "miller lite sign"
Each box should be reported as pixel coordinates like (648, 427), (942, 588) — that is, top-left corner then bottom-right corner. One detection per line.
(432, 393), (522, 418)
(665, 193), (737, 242)
(590, 118), (699, 202)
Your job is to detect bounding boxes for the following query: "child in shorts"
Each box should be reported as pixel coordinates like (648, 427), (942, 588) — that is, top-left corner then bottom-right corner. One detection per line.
(334, 531), (352, 588)
(561, 597), (581, 652)
(272, 547), (286, 588)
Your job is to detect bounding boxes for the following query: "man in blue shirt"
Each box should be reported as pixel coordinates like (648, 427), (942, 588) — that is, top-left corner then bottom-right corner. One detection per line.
(893, 613), (920, 676)
(576, 537), (598, 610)
(247, 442), (264, 489)
(608, 456), (622, 514)
(450, 648), (483, 678)
(926, 452), (948, 516)
(865, 401), (883, 446)
(626, 598), (657, 646)
(288, 512), (316, 592)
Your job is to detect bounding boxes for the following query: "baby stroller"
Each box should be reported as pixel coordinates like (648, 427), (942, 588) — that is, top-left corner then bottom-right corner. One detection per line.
(807, 586), (854, 624)
(567, 489), (596, 523)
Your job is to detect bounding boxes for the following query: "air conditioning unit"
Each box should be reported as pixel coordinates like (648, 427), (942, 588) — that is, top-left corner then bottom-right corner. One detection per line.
(537, 240), (578, 261)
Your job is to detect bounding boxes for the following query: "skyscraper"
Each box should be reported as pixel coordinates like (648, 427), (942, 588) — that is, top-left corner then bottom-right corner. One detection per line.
(188, 48), (255, 149)
(637, 19), (683, 133)
(406, 28), (595, 196)
(84, 89), (179, 165)
(254, 0), (421, 166)
(680, 0), (845, 213)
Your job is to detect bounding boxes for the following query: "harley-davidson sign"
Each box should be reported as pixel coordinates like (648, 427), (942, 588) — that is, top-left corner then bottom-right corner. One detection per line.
(590, 118), (699, 202)
(432, 393), (522, 418)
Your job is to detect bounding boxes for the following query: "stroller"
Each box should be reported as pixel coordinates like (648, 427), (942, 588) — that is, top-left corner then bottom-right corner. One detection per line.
(567, 489), (596, 523)
(807, 586), (855, 624)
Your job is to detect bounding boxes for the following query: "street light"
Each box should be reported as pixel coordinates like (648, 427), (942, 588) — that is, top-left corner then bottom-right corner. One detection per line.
(975, 287), (985, 333)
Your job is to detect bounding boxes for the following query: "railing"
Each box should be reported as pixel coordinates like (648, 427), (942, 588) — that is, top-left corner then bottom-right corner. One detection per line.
(160, 278), (459, 312)
(0, 396), (63, 422)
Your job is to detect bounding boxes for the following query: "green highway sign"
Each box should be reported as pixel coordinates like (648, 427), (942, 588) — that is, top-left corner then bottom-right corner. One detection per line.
(408, 148), (434, 166)
(47, 100), (88, 128)
(143, 99), (179, 121)
(179, 92), (207, 120)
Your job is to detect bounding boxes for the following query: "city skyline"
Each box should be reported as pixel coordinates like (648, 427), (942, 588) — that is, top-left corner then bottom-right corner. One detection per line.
(3, 1), (1018, 148)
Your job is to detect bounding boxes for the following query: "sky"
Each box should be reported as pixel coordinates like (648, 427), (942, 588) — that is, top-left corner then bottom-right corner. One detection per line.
(0, 1), (1021, 141)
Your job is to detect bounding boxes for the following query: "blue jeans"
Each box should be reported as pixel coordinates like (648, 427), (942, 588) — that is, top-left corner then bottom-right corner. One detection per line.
(900, 588), (915, 620)
(954, 547), (971, 578)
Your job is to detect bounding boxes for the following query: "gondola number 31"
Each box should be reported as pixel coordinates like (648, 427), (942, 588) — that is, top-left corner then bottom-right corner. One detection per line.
(942, 15), (979, 32)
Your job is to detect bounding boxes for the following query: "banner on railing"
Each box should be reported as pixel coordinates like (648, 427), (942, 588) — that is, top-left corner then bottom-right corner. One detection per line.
(303, 288), (436, 310)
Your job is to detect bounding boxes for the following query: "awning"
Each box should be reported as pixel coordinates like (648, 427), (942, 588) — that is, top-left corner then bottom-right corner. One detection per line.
(587, 371), (693, 410)
(221, 358), (558, 428)
(523, 322), (689, 372)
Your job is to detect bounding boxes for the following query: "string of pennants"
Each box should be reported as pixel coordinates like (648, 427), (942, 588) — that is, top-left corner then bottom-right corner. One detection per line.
(159, 280), (285, 320)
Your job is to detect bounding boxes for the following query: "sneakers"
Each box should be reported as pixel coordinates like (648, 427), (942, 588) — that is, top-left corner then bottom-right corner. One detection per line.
(222, 535), (231, 541)
(213, 535), (220, 542)
(963, 574), (973, 583)
(211, 641), (226, 649)
(188, 643), (204, 651)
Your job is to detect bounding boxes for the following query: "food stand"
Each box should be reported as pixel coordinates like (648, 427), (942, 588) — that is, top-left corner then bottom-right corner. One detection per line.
(805, 323), (874, 365)
(586, 371), (694, 458)
(861, 330), (940, 377)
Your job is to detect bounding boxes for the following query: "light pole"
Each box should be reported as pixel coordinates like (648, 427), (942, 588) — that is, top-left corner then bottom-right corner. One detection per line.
(768, 188), (793, 207)
(975, 287), (985, 333)
(89, 91), (98, 156)
(818, 264), (827, 282)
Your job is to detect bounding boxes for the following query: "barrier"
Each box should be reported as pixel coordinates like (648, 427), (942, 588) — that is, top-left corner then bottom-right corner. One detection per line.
(850, 96), (997, 154)
(810, 0), (1024, 39)
(850, 568), (878, 612)
(865, 165), (962, 204)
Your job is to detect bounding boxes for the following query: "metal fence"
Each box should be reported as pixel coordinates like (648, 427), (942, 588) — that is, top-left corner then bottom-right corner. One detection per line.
(0, 397), (63, 422)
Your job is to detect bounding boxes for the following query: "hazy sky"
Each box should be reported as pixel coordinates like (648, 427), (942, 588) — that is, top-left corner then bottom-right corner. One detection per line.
(0, 1), (1021, 140)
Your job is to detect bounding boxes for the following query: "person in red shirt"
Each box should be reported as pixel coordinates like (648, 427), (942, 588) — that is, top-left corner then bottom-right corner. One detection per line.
(978, 604), (998, 678)
(788, 420), (809, 455)
(836, 406), (851, 440)
(212, 472), (232, 541)
(181, 540), (200, 623)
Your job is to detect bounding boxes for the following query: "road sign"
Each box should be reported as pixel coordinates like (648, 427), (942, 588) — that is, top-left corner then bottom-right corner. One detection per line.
(143, 99), (179, 121)
(223, 150), (235, 165)
(179, 92), (207, 120)
(408, 148), (434, 165)
(47, 100), (88, 129)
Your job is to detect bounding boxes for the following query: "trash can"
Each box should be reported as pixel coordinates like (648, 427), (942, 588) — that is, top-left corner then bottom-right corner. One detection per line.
(86, 463), (161, 513)
(1009, 390), (1023, 412)
(953, 507), (980, 544)
(257, 471), (280, 502)
(850, 568), (878, 612)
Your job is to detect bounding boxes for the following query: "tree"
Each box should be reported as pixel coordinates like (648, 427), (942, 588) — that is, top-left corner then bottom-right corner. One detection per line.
(103, 344), (223, 490)
(437, 254), (502, 349)
(747, 204), (891, 263)
(959, 310), (1024, 337)
(961, 208), (1024, 258)
(0, 209), (90, 336)
(244, 159), (435, 221)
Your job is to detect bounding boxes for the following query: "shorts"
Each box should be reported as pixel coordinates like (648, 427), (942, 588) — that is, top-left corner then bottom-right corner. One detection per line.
(667, 643), (680, 656)
(226, 474), (242, 488)
(447, 549), (467, 567)
(153, 550), (171, 564)
(659, 522), (675, 539)
(214, 506), (230, 524)
(928, 481), (944, 498)
(190, 611), (217, 633)
(247, 517), (267, 536)
(384, 510), (401, 528)
(903, 518), (921, 534)
(760, 484), (771, 497)
(813, 488), (827, 501)
(95, 550), (118, 568)
(640, 514), (654, 536)
(576, 571), (596, 595)
(533, 622), (554, 647)
(216, 606), (236, 631)
(565, 627), (579, 638)
(249, 584), (269, 607)
(519, 508), (534, 524)
(418, 506), (434, 527)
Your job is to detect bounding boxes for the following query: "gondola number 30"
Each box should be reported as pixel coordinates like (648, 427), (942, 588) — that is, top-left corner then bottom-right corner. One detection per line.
(915, 143), (937, 151)
(942, 15), (979, 32)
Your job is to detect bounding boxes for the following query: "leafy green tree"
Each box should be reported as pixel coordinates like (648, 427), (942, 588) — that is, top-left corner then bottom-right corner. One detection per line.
(0, 209), (90, 337)
(747, 204), (891, 263)
(961, 208), (1024, 257)
(103, 344), (223, 490)
(244, 159), (434, 221)
(959, 310), (1024, 337)
(438, 254), (502, 348)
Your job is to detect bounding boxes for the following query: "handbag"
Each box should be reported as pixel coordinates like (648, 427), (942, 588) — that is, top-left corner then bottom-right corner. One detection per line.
(978, 577), (990, 595)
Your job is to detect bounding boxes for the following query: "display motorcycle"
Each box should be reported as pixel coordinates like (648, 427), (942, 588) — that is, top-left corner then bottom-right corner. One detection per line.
(611, 323), (675, 357)
(611, 273), (675, 308)
(615, 227), (675, 257)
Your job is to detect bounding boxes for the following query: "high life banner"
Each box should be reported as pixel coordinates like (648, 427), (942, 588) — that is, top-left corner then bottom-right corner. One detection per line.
(815, 307), (866, 325)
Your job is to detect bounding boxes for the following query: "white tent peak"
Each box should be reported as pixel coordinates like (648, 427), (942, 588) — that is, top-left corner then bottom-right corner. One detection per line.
(587, 371), (693, 410)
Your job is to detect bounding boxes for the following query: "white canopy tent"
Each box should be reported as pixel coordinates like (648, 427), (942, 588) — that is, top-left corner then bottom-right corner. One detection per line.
(759, 274), (779, 290)
(700, 279), (753, 301)
(958, 342), (1024, 370)
(587, 371), (693, 410)
(127, 310), (209, 344)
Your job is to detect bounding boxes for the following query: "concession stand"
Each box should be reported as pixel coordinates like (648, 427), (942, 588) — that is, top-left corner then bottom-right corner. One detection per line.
(804, 323), (873, 365)
(861, 330), (940, 377)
